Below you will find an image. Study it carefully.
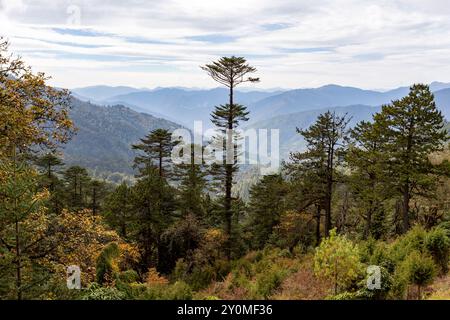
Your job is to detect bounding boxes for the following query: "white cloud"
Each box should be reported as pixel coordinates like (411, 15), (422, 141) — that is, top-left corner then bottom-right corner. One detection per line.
(1, 0), (450, 89)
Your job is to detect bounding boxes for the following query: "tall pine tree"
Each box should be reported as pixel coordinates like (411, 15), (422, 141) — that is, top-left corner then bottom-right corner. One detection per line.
(201, 56), (259, 259)
(375, 84), (448, 233)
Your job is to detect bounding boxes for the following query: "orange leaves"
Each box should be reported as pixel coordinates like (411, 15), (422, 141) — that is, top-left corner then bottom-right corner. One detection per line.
(145, 267), (169, 286)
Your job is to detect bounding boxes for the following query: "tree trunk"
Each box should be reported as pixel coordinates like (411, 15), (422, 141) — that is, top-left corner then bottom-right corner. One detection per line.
(12, 145), (22, 300)
(224, 81), (234, 260)
(402, 181), (410, 233)
(364, 204), (373, 240)
(92, 187), (97, 215)
(315, 204), (321, 246)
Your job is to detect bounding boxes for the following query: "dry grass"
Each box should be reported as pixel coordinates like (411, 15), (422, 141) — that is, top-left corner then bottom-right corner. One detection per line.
(427, 272), (450, 300)
(270, 258), (331, 300)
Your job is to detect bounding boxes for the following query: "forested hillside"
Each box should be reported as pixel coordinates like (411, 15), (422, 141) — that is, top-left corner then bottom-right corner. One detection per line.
(1, 40), (450, 302)
(63, 98), (182, 183)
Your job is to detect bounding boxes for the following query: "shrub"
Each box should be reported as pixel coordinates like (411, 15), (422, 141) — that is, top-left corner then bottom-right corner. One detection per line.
(82, 283), (126, 300)
(402, 251), (437, 300)
(425, 227), (450, 274)
(314, 229), (363, 294)
(166, 281), (193, 300)
(388, 225), (427, 263)
(326, 291), (359, 300)
(95, 242), (120, 285)
(356, 266), (393, 300)
(255, 265), (287, 298)
(145, 267), (169, 285)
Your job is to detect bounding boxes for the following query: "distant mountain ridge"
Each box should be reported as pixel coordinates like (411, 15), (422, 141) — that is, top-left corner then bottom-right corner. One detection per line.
(72, 82), (450, 128)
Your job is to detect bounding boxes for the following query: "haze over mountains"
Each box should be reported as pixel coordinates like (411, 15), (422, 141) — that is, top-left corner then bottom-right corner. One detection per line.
(66, 82), (450, 181)
(72, 82), (450, 126)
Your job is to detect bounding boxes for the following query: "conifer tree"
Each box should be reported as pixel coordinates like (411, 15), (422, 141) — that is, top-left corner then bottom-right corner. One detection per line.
(175, 144), (209, 218)
(289, 111), (349, 237)
(34, 153), (65, 214)
(201, 56), (259, 259)
(247, 174), (287, 249)
(104, 183), (133, 238)
(346, 121), (390, 239)
(376, 84), (448, 233)
(132, 128), (175, 179)
(62, 166), (91, 211)
(0, 154), (51, 299)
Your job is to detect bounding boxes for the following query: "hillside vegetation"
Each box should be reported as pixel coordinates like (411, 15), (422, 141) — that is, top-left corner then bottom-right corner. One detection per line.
(1, 42), (450, 301)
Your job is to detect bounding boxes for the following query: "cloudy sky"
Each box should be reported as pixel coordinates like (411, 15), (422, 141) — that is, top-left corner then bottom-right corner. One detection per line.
(1, 0), (450, 90)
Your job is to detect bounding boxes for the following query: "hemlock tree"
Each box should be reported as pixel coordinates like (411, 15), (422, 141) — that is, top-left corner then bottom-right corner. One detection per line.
(104, 183), (133, 238)
(131, 167), (176, 273)
(132, 128), (175, 179)
(175, 144), (209, 218)
(290, 111), (349, 237)
(247, 174), (288, 249)
(201, 56), (259, 259)
(376, 84), (448, 233)
(346, 121), (390, 239)
(62, 166), (91, 211)
(34, 153), (65, 214)
(89, 180), (108, 216)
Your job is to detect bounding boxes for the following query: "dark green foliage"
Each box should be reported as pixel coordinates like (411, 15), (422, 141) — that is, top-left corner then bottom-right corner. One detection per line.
(103, 183), (134, 237)
(425, 227), (450, 274)
(174, 144), (209, 218)
(96, 242), (120, 285)
(346, 121), (390, 239)
(160, 214), (203, 272)
(34, 152), (66, 214)
(62, 166), (91, 211)
(202, 56), (259, 260)
(286, 111), (349, 238)
(376, 84), (448, 233)
(247, 174), (287, 249)
(132, 128), (176, 179)
(131, 167), (177, 272)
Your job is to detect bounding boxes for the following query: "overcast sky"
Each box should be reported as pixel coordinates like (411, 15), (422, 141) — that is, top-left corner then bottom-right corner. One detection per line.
(1, 0), (450, 90)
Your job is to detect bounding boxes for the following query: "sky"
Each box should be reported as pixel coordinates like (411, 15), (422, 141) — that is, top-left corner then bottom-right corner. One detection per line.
(1, 0), (450, 90)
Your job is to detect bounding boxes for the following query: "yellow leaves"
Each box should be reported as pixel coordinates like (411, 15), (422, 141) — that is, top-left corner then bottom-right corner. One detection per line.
(145, 267), (169, 285)
(0, 40), (74, 158)
(32, 188), (50, 202)
(51, 209), (139, 286)
(313, 229), (363, 294)
(204, 228), (226, 243)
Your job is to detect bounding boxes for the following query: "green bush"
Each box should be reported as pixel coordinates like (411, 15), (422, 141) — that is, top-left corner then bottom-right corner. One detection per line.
(166, 281), (193, 300)
(82, 283), (126, 300)
(255, 265), (287, 298)
(356, 266), (393, 300)
(314, 229), (363, 294)
(402, 251), (437, 300)
(388, 226), (427, 263)
(326, 291), (359, 300)
(425, 227), (450, 274)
